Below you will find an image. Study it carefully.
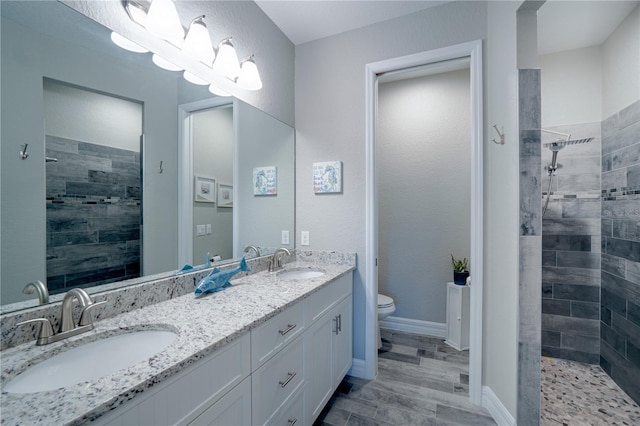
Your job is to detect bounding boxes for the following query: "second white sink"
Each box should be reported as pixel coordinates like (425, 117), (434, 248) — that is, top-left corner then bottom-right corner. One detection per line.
(277, 269), (325, 280)
(5, 329), (177, 394)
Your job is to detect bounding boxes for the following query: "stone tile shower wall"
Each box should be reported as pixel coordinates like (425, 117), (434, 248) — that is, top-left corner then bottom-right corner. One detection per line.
(541, 122), (602, 364)
(600, 99), (640, 403)
(46, 136), (141, 294)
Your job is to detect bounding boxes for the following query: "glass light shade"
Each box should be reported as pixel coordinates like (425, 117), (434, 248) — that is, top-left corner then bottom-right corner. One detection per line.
(212, 39), (240, 79)
(110, 32), (149, 53)
(152, 54), (182, 71)
(183, 71), (208, 85)
(237, 57), (262, 91)
(209, 84), (231, 97)
(182, 16), (215, 64)
(145, 0), (184, 42)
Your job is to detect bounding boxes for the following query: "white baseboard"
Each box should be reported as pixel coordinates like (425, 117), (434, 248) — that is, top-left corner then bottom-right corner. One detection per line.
(348, 358), (367, 379)
(482, 386), (515, 426)
(379, 316), (446, 338)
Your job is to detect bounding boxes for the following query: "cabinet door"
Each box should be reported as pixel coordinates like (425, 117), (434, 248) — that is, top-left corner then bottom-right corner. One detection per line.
(306, 311), (334, 422)
(187, 378), (251, 426)
(333, 295), (352, 384)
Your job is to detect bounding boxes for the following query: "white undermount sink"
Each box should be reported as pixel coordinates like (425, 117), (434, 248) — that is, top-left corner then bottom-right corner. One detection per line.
(277, 269), (325, 280)
(4, 329), (177, 394)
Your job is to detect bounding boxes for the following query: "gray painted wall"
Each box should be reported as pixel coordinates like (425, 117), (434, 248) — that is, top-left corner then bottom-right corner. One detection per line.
(192, 107), (234, 263)
(295, 0), (486, 370)
(378, 69), (471, 323)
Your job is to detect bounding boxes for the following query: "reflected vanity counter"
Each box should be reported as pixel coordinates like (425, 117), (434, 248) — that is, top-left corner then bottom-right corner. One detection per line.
(0, 251), (356, 425)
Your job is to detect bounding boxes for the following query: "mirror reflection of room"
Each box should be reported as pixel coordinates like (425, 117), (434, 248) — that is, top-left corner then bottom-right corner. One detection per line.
(44, 79), (143, 295)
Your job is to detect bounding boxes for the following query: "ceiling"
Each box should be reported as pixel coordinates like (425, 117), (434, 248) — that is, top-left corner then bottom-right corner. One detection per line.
(255, 0), (639, 54)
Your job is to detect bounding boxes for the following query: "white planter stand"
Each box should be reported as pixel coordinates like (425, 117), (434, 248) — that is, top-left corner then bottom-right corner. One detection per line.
(445, 282), (470, 351)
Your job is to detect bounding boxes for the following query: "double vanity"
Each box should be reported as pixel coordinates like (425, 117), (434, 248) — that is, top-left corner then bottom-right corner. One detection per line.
(0, 251), (355, 425)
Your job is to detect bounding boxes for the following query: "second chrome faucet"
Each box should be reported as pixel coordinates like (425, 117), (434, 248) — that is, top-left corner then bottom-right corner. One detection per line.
(269, 248), (291, 272)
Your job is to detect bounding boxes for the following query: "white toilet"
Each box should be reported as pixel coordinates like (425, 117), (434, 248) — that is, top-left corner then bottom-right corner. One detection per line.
(377, 293), (396, 349)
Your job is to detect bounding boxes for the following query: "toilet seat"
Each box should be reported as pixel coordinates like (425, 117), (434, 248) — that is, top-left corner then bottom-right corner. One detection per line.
(378, 294), (394, 309)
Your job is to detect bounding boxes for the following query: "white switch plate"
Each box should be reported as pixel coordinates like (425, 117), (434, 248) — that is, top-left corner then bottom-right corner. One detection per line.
(206, 224), (212, 234)
(301, 231), (310, 246)
(281, 230), (290, 245)
(196, 225), (206, 236)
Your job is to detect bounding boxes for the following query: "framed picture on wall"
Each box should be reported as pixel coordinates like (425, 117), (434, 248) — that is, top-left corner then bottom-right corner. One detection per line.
(253, 166), (277, 195)
(217, 183), (233, 207)
(313, 161), (343, 193)
(194, 176), (216, 203)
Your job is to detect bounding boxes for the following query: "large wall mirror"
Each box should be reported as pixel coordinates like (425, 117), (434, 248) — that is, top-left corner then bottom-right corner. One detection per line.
(0, 1), (295, 311)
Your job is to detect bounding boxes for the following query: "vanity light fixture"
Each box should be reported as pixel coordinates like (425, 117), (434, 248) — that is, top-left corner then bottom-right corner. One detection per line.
(212, 38), (241, 79)
(144, 0), (184, 43)
(152, 54), (182, 71)
(116, 0), (263, 92)
(110, 32), (149, 53)
(182, 16), (215, 64)
(237, 55), (263, 91)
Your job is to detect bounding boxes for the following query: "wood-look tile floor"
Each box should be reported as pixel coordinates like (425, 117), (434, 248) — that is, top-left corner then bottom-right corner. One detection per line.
(313, 329), (496, 426)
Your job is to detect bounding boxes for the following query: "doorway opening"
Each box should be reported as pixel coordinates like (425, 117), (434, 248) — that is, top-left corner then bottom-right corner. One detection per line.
(365, 40), (483, 405)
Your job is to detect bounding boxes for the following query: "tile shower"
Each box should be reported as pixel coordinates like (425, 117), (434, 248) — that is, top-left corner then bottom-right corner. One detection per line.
(540, 100), (640, 403)
(45, 135), (141, 294)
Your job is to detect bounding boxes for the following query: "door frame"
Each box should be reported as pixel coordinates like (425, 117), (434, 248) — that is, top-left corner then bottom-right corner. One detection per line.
(364, 39), (483, 404)
(177, 97), (235, 267)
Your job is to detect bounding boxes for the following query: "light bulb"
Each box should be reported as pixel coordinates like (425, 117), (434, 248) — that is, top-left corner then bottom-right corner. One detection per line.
(145, 0), (184, 42)
(212, 38), (240, 79)
(237, 56), (262, 90)
(111, 32), (149, 53)
(182, 16), (215, 64)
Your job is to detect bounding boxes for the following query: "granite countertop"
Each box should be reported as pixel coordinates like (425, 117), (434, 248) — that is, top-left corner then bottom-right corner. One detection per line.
(0, 260), (354, 425)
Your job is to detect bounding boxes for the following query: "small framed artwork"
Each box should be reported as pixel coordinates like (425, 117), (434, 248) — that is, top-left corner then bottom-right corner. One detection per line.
(217, 183), (233, 207)
(194, 176), (216, 203)
(313, 161), (343, 193)
(253, 166), (277, 195)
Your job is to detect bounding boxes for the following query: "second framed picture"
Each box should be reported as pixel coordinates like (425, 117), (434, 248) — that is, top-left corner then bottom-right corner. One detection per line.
(195, 176), (216, 203)
(217, 183), (233, 207)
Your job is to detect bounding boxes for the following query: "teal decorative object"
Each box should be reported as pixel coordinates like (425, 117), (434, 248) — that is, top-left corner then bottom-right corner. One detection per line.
(194, 257), (250, 298)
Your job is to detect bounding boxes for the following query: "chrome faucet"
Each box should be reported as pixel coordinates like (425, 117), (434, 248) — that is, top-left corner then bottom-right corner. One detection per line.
(269, 248), (291, 272)
(243, 245), (261, 258)
(17, 288), (106, 346)
(22, 280), (49, 305)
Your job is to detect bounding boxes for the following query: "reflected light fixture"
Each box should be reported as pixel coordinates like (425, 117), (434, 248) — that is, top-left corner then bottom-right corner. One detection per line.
(145, 0), (184, 43)
(183, 71), (209, 85)
(182, 16), (215, 64)
(110, 32), (149, 53)
(237, 56), (262, 90)
(152, 54), (182, 71)
(212, 38), (241, 79)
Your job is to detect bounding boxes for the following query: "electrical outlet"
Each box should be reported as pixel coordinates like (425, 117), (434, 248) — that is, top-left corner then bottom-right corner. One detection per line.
(206, 224), (212, 235)
(196, 225), (206, 236)
(301, 231), (310, 246)
(281, 230), (289, 245)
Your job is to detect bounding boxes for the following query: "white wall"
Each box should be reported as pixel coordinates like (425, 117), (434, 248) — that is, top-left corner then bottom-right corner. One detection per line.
(378, 69), (471, 323)
(602, 5), (640, 119)
(192, 107), (233, 262)
(295, 0), (486, 364)
(43, 79), (142, 151)
(540, 47), (603, 128)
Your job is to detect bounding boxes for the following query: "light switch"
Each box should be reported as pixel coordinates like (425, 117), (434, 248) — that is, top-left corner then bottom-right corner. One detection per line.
(196, 225), (206, 236)
(281, 230), (290, 245)
(206, 224), (212, 234)
(301, 231), (310, 246)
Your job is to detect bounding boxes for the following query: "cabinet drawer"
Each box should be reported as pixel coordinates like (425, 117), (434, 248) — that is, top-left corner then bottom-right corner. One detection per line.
(252, 336), (305, 426)
(268, 387), (304, 426)
(251, 301), (305, 370)
(306, 274), (351, 323)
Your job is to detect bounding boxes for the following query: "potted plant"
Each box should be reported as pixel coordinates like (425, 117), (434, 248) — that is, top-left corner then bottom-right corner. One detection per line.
(451, 254), (469, 285)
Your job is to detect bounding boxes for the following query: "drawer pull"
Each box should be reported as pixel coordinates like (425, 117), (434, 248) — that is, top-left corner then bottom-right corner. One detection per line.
(279, 371), (297, 388)
(288, 418), (298, 426)
(279, 323), (297, 336)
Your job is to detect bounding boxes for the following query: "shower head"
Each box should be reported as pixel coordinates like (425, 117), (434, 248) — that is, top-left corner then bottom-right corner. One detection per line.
(543, 137), (594, 152)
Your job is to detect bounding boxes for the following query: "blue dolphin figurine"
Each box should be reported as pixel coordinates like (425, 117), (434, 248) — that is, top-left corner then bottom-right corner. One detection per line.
(194, 257), (250, 298)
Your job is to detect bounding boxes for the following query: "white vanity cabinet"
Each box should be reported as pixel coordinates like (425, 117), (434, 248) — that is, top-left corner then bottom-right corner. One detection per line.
(306, 274), (353, 423)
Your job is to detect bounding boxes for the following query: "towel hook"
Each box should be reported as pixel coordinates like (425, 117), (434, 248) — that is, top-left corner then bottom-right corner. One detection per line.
(159, 160), (164, 173)
(20, 144), (29, 159)
(492, 125), (505, 145)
